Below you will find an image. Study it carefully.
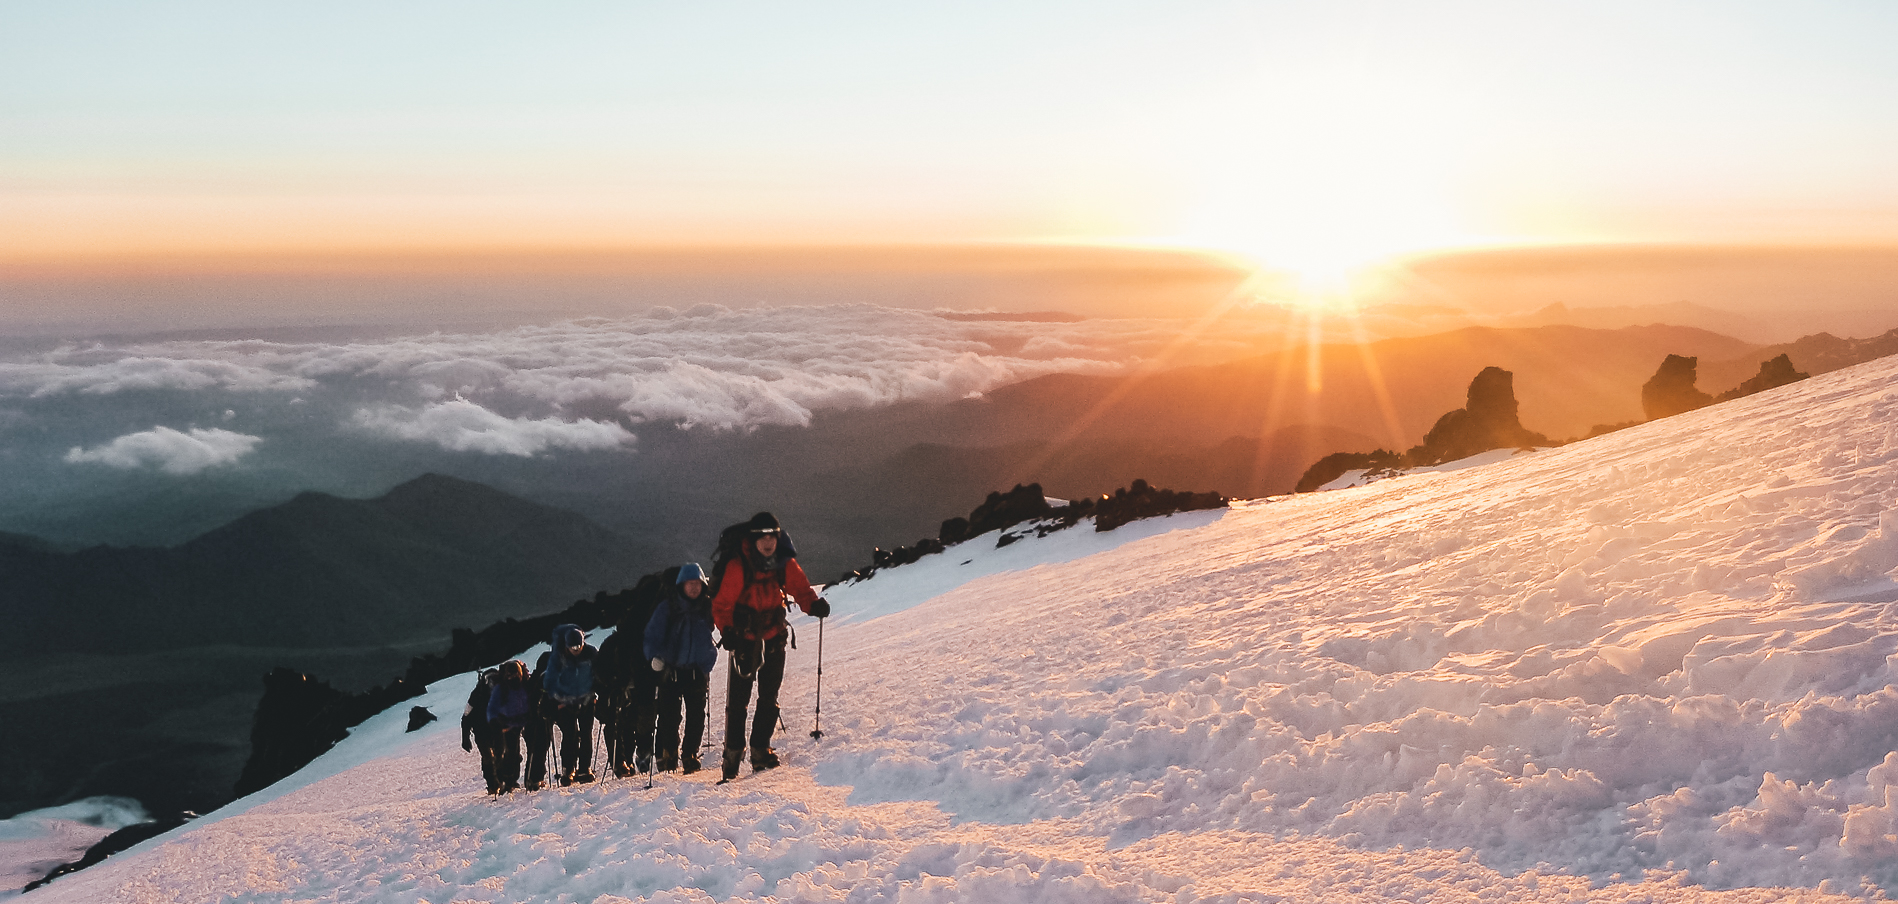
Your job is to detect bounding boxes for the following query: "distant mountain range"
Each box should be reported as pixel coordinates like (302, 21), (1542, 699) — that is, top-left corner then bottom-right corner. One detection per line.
(779, 324), (1777, 510)
(0, 474), (642, 819)
(0, 473), (644, 653)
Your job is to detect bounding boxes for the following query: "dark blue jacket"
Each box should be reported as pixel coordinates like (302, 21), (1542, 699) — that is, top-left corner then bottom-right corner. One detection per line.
(645, 588), (717, 674)
(486, 682), (535, 729)
(537, 623), (598, 705)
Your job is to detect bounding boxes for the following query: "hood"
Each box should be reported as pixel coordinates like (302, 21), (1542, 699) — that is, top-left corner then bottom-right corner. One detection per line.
(550, 623), (585, 656)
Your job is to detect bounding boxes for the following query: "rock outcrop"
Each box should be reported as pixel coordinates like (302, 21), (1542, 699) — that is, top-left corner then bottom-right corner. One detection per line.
(1641, 354), (1714, 420)
(1716, 353), (1809, 402)
(1296, 367), (1549, 489)
(1410, 367), (1549, 466)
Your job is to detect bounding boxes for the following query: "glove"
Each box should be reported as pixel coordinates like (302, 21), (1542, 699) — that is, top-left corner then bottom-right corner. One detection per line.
(731, 642), (763, 678)
(719, 632), (741, 651)
(462, 734), (473, 752)
(809, 597), (831, 619)
(651, 657), (665, 672)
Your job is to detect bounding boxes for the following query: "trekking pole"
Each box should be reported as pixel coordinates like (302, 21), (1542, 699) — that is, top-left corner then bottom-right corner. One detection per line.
(809, 616), (825, 740)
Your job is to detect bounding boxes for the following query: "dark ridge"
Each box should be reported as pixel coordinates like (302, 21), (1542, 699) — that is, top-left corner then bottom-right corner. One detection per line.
(0, 472), (646, 654)
(838, 479), (1228, 584)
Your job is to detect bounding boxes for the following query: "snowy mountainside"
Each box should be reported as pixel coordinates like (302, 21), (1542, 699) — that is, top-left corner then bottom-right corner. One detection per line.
(27, 354), (1898, 902)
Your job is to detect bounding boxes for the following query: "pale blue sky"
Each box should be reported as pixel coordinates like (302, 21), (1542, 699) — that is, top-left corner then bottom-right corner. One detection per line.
(4, 1), (1897, 264)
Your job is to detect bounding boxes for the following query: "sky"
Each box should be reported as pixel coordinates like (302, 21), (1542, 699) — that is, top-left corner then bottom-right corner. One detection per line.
(6, 1), (1898, 275)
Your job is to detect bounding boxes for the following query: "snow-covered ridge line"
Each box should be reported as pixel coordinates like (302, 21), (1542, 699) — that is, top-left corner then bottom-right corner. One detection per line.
(28, 355), (1898, 902)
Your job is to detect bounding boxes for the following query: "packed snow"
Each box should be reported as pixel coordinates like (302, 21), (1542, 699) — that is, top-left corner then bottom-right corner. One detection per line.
(26, 354), (1898, 902)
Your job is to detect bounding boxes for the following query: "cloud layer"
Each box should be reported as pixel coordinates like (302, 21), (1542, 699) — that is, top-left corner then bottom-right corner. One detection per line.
(3, 304), (1292, 460)
(65, 427), (263, 474)
(352, 398), (634, 456)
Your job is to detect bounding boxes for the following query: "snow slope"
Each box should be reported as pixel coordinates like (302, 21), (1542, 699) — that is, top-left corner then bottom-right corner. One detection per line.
(26, 354), (1898, 902)
(0, 799), (147, 898)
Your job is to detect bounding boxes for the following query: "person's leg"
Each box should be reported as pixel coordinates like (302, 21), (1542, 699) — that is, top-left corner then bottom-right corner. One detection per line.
(682, 669), (709, 773)
(632, 670), (660, 770)
(498, 726), (522, 791)
(574, 700), (596, 780)
(656, 674), (684, 770)
(597, 692), (619, 774)
(478, 728), (501, 792)
(525, 718), (551, 789)
(555, 707), (581, 782)
(749, 636), (788, 765)
(722, 658), (756, 779)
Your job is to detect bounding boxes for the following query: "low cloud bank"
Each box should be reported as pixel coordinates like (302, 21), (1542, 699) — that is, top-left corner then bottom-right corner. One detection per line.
(2, 305), (1290, 458)
(64, 427), (262, 474)
(352, 398), (633, 456)
(0, 355), (314, 397)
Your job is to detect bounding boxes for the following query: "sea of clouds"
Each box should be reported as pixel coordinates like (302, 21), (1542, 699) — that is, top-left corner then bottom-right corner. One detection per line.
(2, 304), (1281, 475)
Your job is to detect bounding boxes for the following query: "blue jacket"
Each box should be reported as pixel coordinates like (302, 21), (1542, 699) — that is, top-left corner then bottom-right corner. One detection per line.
(486, 682), (535, 728)
(538, 623), (598, 705)
(644, 588), (717, 674)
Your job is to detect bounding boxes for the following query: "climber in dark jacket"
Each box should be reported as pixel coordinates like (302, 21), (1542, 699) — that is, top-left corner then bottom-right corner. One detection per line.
(484, 659), (535, 793)
(532, 624), (598, 786)
(644, 563), (718, 773)
(596, 574), (667, 777)
(462, 668), (502, 794)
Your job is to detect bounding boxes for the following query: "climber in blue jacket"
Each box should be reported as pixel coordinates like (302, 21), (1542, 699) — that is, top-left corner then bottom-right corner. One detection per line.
(644, 563), (718, 774)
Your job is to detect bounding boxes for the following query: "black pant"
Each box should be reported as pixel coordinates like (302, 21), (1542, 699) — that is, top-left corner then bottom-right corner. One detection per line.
(525, 718), (552, 786)
(597, 695), (619, 769)
(495, 725), (523, 787)
(548, 699), (595, 777)
(474, 727), (502, 791)
(614, 670), (660, 768)
(725, 635), (787, 753)
(657, 667), (710, 760)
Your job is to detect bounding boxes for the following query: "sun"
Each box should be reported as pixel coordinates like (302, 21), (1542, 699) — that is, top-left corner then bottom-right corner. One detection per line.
(1180, 223), (1422, 314)
(1159, 176), (1476, 315)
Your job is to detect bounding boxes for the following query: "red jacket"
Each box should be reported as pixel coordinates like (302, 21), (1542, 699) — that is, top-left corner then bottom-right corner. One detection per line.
(711, 542), (819, 639)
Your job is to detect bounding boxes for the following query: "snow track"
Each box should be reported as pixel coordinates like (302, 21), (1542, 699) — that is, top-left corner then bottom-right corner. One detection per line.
(29, 356), (1898, 902)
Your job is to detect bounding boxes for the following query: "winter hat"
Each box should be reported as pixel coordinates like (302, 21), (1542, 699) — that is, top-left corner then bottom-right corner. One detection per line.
(677, 562), (707, 584)
(745, 511), (781, 536)
(552, 624), (584, 650)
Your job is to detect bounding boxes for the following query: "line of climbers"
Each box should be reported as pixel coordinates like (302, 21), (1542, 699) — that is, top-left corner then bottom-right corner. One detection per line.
(459, 511), (832, 790)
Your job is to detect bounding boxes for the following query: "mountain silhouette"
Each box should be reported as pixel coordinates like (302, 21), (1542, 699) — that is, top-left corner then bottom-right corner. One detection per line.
(780, 325), (1759, 511)
(0, 474), (643, 819)
(0, 473), (643, 654)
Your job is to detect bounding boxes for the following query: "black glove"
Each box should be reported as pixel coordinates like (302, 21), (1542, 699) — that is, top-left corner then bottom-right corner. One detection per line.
(731, 641), (763, 678)
(462, 734), (473, 752)
(809, 597), (831, 619)
(719, 631), (742, 651)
